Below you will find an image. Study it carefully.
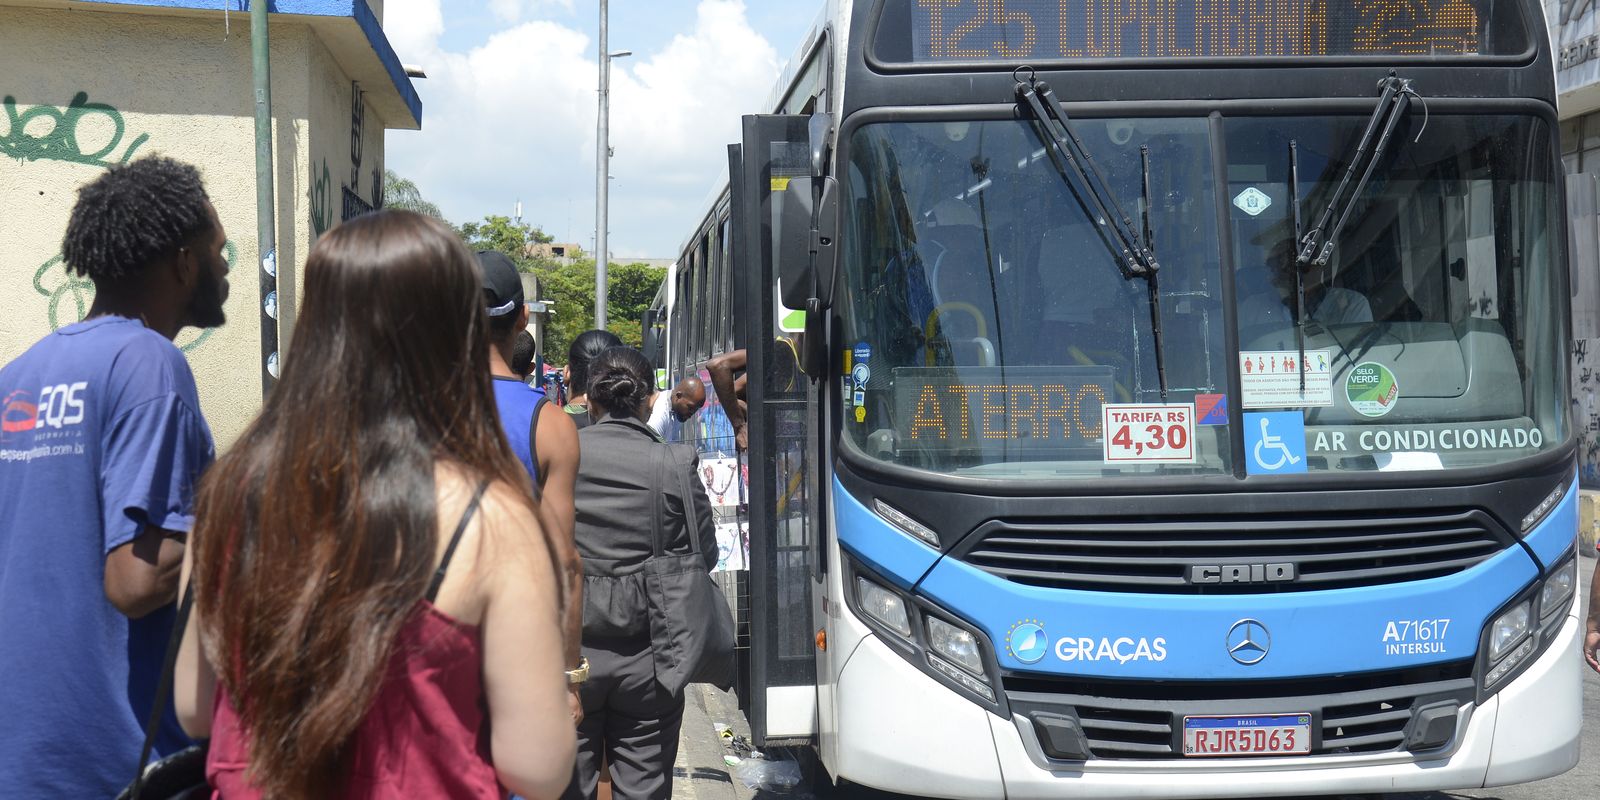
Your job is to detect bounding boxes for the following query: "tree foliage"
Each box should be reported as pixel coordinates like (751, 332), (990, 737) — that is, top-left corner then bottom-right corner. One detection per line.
(537, 258), (664, 364)
(459, 215), (554, 258)
(382, 169), (446, 220)
(458, 214), (665, 365)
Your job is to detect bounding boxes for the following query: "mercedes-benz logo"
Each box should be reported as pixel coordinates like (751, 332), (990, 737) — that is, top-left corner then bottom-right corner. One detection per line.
(1226, 618), (1271, 665)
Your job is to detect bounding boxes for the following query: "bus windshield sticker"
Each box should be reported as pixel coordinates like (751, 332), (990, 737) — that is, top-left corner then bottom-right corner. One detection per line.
(1195, 394), (1228, 425)
(1240, 350), (1332, 408)
(1309, 424), (1544, 455)
(1102, 403), (1195, 464)
(1244, 411), (1308, 475)
(891, 366), (1111, 453)
(1232, 187), (1272, 217)
(1345, 361), (1399, 418)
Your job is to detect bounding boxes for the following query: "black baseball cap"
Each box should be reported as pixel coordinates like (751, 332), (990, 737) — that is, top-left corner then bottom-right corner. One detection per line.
(476, 250), (524, 317)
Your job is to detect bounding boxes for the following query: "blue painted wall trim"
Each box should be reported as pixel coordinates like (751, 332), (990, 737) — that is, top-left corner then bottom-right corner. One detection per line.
(71, 0), (422, 126)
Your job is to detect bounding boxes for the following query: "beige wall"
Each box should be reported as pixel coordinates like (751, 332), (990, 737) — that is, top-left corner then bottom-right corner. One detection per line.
(0, 6), (396, 446)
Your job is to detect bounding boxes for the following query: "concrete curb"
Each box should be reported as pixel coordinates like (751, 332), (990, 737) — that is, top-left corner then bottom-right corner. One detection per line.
(671, 684), (742, 800)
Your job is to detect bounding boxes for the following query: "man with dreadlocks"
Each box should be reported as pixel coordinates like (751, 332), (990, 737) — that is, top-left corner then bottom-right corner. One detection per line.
(0, 156), (228, 795)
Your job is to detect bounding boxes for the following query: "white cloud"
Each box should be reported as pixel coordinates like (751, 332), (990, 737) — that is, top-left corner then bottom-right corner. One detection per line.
(384, 0), (781, 258)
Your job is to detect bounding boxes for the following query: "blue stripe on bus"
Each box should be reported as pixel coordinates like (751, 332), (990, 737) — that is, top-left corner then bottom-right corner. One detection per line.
(1521, 474), (1580, 569)
(916, 534), (1539, 680)
(835, 476), (941, 590)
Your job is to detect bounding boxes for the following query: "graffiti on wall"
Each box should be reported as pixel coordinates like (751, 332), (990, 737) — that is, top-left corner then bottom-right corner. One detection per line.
(31, 242), (236, 354)
(1577, 338), (1600, 487)
(1, 93), (150, 167)
(313, 82), (378, 236)
(310, 158), (333, 237)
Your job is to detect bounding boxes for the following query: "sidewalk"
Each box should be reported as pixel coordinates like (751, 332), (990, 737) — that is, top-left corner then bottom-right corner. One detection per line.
(671, 684), (814, 800)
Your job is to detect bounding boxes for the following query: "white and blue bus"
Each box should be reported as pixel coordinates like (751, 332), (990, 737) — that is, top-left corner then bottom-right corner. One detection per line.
(650, 1), (1583, 796)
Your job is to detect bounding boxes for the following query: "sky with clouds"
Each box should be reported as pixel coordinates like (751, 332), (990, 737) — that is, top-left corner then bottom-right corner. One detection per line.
(383, 0), (818, 259)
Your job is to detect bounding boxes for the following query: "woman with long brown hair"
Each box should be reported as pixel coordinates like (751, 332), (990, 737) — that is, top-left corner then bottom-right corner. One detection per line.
(172, 210), (576, 798)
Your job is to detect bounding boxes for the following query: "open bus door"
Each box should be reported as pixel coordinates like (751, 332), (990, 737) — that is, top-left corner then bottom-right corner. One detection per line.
(730, 115), (825, 746)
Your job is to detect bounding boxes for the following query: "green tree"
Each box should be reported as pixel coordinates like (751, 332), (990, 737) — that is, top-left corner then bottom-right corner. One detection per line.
(459, 215), (553, 264)
(382, 169), (446, 220)
(454, 210), (664, 363)
(536, 258), (665, 364)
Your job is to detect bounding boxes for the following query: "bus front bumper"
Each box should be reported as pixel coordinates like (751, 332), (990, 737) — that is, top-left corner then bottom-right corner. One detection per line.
(832, 612), (1581, 799)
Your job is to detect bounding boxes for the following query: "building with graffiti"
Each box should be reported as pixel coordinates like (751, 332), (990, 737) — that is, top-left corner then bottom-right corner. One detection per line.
(0, 0), (420, 445)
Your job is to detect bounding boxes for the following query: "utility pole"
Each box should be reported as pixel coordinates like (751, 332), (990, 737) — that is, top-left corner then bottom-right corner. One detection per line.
(251, 0), (278, 394)
(595, 2), (631, 329)
(595, 0), (609, 330)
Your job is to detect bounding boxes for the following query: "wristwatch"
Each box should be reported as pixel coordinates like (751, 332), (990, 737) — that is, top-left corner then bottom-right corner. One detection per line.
(566, 657), (590, 685)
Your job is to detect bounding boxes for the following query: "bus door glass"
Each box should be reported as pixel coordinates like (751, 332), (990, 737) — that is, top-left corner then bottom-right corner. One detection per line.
(735, 115), (822, 743)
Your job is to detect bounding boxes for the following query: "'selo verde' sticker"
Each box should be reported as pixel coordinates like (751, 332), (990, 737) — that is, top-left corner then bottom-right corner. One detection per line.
(1345, 362), (1399, 418)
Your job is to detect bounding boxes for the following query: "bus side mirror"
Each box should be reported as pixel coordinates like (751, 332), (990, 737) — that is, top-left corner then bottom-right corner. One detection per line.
(641, 309), (662, 362)
(778, 175), (839, 310)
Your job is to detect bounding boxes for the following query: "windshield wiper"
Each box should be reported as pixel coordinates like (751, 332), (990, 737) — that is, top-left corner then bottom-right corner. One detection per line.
(1297, 72), (1419, 269)
(1015, 70), (1168, 398)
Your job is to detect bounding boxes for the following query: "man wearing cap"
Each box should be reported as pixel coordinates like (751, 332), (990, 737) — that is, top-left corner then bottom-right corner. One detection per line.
(477, 250), (587, 723)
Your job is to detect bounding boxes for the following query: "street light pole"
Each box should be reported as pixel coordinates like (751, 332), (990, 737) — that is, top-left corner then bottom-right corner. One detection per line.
(251, 0), (277, 395)
(595, 0), (610, 330)
(595, 1), (630, 330)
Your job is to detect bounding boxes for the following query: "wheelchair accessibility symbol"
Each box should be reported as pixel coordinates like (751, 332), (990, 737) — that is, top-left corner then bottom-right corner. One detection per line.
(1244, 412), (1307, 475)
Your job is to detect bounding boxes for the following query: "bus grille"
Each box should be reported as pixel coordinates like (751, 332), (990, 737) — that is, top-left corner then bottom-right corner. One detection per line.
(1005, 661), (1475, 761)
(957, 509), (1510, 594)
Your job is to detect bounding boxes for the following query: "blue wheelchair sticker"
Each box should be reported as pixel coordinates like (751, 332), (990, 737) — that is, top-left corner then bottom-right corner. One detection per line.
(1244, 412), (1308, 475)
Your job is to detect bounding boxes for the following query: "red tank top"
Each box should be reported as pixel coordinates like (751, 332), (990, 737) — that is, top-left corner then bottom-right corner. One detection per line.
(206, 484), (503, 798)
(206, 602), (501, 799)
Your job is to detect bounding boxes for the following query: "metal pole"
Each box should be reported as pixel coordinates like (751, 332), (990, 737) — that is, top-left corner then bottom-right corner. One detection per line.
(595, 0), (609, 329)
(251, 1), (278, 394)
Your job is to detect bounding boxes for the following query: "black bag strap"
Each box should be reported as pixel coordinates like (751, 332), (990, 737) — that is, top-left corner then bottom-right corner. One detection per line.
(675, 448), (706, 558)
(648, 444), (666, 559)
(426, 480), (490, 603)
(526, 393), (548, 483)
(129, 577), (195, 800)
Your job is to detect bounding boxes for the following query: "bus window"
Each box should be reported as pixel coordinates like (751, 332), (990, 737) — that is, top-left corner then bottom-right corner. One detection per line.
(708, 225), (724, 354)
(840, 118), (1229, 479)
(1226, 114), (1564, 470)
(696, 234), (712, 360)
(719, 217), (734, 351)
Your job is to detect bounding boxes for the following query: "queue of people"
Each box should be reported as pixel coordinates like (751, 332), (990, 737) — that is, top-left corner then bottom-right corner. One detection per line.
(0, 155), (726, 799)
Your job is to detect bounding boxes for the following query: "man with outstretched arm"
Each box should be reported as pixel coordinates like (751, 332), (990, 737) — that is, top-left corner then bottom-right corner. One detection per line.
(706, 349), (748, 450)
(0, 156), (228, 795)
(477, 250), (588, 723)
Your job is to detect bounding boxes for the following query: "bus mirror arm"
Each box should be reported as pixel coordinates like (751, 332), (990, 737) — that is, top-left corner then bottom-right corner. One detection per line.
(809, 112), (835, 179)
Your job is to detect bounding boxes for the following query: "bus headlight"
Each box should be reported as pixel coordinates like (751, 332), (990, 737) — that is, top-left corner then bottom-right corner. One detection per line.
(1538, 555), (1578, 630)
(1482, 600), (1534, 691)
(927, 616), (985, 676)
(857, 576), (913, 639)
(1520, 484), (1566, 532)
(1487, 601), (1531, 663)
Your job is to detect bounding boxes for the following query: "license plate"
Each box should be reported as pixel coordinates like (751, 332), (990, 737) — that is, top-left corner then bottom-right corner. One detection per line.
(1182, 714), (1312, 757)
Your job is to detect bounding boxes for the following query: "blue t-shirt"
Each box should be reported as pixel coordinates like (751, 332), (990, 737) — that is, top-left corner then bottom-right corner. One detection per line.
(0, 317), (214, 796)
(493, 377), (545, 484)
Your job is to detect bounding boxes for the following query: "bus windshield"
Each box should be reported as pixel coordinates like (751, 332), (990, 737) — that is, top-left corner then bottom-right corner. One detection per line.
(839, 114), (1565, 479)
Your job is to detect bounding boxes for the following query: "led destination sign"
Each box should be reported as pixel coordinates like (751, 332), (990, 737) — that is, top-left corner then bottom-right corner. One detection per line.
(891, 367), (1113, 452)
(906, 0), (1503, 61)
